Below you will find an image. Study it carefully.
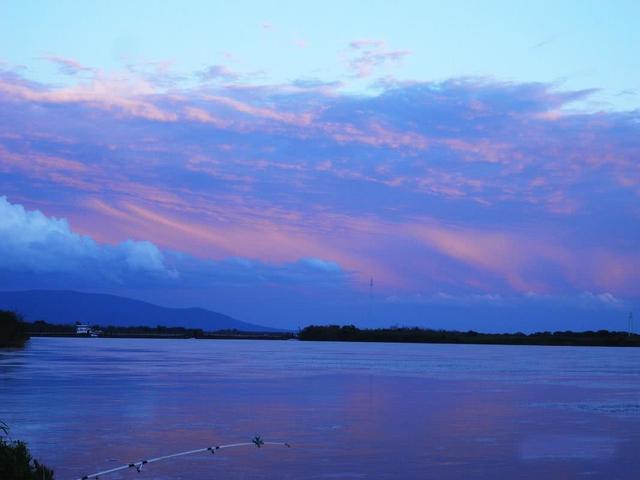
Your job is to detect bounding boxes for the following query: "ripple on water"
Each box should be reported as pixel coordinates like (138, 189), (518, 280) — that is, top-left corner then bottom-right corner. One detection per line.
(528, 401), (640, 417)
(519, 434), (617, 460)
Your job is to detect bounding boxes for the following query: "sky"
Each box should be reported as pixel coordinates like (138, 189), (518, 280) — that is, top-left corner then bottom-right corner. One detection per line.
(0, 1), (638, 331)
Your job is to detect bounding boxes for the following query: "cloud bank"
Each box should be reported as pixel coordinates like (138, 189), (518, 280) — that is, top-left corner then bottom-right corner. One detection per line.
(0, 196), (346, 294)
(0, 196), (173, 282)
(0, 56), (638, 329)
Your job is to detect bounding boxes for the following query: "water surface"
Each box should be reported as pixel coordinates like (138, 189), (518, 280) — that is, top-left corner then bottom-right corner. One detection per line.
(1, 338), (639, 479)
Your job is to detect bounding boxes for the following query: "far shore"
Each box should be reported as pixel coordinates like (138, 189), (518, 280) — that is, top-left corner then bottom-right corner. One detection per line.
(297, 325), (640, 348)
(28, 331), (294, 340)
(15, 319), (640, 348)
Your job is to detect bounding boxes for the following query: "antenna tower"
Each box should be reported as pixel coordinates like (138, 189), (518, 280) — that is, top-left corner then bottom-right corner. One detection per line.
(369, 277), (374, 323)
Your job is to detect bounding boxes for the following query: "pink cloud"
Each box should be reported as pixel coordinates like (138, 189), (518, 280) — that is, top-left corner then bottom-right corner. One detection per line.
(349, 39), (386, 49)
(406, 220), (640, 295)
(0, 145), (100, 191)
(319, 121), (429, 149)
(78, 195), (406, 289)
(0, 145), (87, 172)
(201, 94), (314, 125)
(439, 138), (516, 164)
(182, 106), (230, 127)
(0, 76), (177, 122)
(1, 68), (638, 303)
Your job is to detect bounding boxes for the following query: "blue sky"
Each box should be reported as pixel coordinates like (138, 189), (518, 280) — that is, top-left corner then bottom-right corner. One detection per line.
(2, 1), (639, 109)
(0, 1), (638, 330)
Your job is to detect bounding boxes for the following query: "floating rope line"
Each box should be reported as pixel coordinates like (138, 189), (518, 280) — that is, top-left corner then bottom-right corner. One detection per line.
(77, 436), (291, 480)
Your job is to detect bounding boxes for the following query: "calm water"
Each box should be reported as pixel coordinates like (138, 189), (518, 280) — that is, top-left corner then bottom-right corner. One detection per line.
(1, 338), (639, 479)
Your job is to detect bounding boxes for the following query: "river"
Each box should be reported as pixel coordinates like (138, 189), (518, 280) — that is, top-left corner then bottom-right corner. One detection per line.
(1, 337), (639, 479)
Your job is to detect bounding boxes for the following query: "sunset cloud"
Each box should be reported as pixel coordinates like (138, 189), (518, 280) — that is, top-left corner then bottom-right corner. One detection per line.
(0, 196), (348, 296)
(0, 62), (638, 329)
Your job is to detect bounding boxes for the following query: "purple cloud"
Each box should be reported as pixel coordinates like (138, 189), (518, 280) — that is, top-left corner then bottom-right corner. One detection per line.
(41, 55), (95, 75)
(347, 39), (411, 78)
(197, 64), (241, 81)
(0, 64), (638, 330)
(0, 195), (347, 296)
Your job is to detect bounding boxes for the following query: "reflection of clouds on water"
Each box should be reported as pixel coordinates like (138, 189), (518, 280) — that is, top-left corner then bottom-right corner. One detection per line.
(315, 425), (343, 431)
(519, 434), (616, 460)
(3, 338), (640, 479)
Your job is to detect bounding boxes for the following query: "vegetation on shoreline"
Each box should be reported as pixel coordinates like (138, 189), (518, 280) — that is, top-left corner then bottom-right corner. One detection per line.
(6, 310), (638, 346)
(25, 320), (294, 340)
(0, 311), (30, 347)
(298, 325), (640, 347)
(0, 421), (54, 480)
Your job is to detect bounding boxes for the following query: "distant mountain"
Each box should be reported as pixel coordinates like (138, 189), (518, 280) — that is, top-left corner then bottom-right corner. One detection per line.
(0, 290), (278, 332)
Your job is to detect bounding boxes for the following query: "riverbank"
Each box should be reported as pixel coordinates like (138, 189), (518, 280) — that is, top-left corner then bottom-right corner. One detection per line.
(28, 331), (295, 340)
(5, 315), (639, 347)
(26, 326), (640, 347)
(298, 325), (640, 347)
(0, 311), (30, 348)
(24, 320), (294, 340)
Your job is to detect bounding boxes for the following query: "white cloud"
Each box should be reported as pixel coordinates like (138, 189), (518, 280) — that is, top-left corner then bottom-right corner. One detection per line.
(385, 292), (506, 306)
(0, 196), (175, 279)
(0, 197), (345, 290)
(300, 257), (342, 272)
(385, 291), (629, 310)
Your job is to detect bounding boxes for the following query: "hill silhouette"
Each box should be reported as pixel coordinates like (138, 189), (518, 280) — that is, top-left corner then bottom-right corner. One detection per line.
(0, 290), (276, 332)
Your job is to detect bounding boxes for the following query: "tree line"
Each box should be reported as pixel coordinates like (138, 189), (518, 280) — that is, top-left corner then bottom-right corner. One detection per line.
(297, 324), (640, 347)
(0, 311), (30, 348)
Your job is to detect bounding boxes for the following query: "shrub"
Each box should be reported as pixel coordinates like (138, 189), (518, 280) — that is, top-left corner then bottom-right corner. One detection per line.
(0, 311), (30, 348)
(0, 423), (54, 480)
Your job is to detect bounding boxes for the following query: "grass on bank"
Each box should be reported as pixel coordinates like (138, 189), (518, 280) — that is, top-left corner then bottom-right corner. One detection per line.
(0, 421), (54, 480)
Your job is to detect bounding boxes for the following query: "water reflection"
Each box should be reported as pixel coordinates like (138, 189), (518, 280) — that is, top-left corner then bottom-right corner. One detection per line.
(1, 338), (639, 479)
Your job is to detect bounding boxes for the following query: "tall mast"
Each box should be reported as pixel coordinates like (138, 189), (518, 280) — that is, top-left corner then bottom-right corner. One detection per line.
(368, 277), (374, 324)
